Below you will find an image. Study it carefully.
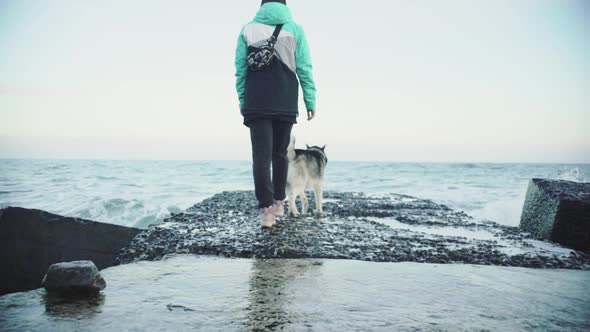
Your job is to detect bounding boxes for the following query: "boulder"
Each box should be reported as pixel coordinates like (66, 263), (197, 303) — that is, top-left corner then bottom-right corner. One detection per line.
(0, 207), (140, 295)
(42, 261), (106, 294)
(520, 178), (590, 251)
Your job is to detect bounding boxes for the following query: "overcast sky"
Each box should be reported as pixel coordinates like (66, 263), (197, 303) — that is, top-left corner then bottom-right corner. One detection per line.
(0, 0), (588, 162)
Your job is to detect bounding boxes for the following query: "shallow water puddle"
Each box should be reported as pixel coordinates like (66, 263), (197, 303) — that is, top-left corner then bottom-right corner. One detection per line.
(366, 216), (575, 259)
(1, 255), (589, 331)
(367, 216), (501, 240)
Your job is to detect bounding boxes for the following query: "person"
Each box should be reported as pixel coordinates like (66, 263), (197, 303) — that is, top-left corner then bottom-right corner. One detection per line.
(235, 0), (317, 228)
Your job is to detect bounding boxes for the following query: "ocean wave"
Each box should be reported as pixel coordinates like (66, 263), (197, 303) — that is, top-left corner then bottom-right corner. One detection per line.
(453, 163), (479, 169)
(0, 190), (34, 195)
(69, 198), (177, 228)
(96, 175), (119, 181)
(46, 164), (68, 170)
(557, 167), (587, 182)
(50, 178), (71, 183)
(2, 160), (588, 229)
(122, 183), (144, 188)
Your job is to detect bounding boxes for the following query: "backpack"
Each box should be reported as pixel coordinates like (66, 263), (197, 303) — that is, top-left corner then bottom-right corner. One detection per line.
(246, 24), (284, 71)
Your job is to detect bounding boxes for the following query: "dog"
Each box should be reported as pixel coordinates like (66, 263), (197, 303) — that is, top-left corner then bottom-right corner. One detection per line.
(286, 136), (328, 217)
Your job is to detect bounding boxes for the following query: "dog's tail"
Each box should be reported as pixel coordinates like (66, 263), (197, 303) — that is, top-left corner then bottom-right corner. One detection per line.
(287, 134), (296, 161)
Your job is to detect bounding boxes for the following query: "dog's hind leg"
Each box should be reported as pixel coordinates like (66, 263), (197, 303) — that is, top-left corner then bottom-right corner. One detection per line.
(301, 191), (309, 216)
(314, 183), (324, 215)
(288, 191), (299, 217)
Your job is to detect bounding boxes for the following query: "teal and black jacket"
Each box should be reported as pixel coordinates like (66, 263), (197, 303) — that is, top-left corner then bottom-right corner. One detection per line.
(235, 3), (316, 118)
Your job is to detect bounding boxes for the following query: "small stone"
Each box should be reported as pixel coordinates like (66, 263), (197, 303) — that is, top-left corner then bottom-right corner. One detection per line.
(41, 261), (106, 294)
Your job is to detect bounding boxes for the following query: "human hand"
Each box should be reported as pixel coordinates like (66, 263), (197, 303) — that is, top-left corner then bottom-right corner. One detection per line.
(307, 110), (315, 121)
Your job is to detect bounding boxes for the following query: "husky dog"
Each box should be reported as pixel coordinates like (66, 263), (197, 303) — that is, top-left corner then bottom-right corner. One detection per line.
(286, 136), (328, 217)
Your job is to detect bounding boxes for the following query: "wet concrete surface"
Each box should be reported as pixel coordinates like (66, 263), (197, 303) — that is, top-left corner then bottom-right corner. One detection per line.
(116, 191), (590, 269)
(1, 255), (589, 331)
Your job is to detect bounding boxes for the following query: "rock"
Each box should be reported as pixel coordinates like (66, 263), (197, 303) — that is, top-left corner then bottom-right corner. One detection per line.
(42, 261), (106, 294)
(0, 207), (141, 295)
(116, 191), (590, 269)
(519, 178), (590, 251)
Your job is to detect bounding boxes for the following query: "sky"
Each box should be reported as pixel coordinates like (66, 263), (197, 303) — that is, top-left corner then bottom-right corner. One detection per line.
(0, 0), (589, 162)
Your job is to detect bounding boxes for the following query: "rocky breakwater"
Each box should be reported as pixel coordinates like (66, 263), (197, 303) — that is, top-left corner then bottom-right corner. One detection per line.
(520, 178), (590, 252)
(117, 191), (590, 269)
(0, 207), (140, 295)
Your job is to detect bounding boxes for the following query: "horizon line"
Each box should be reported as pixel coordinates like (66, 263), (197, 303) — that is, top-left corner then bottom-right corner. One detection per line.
(1, 157), (589, 165)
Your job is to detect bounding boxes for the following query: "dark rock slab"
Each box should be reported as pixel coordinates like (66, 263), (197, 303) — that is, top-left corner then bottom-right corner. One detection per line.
(42, 261), (106, 294)
(520, 179), (590, 251)
(0, 207), (140, 295)
(116, 191), (590, 269)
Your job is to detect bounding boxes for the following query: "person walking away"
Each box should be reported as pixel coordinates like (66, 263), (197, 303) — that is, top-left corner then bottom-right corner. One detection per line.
(235, 0), (317, 228)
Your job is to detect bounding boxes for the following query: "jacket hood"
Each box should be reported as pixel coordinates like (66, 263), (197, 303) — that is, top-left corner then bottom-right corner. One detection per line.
(253, 3), (293, 25)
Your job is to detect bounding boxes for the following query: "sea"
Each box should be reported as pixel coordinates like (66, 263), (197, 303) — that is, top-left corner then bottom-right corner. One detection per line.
(2, 159), (590, 331)
(1, 159), (588, 229)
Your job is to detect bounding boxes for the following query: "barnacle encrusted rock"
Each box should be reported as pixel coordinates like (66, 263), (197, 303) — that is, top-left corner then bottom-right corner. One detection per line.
(116, 191), (589, 269)
(520, 178), (590, 251)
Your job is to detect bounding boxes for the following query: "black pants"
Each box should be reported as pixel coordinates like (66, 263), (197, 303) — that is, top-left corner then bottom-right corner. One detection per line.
(248, 119), (293, 208)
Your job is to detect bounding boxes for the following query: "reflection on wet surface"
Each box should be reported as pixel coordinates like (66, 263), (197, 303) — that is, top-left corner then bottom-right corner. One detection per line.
(43, 292), (105, 319)
(1, 255), (589, 331)
(245, 260), (322, 331)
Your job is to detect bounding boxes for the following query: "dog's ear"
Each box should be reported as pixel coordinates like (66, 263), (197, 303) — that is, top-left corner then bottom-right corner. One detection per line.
(306, 144), (310, 149)
(321, 145), (326, 151)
